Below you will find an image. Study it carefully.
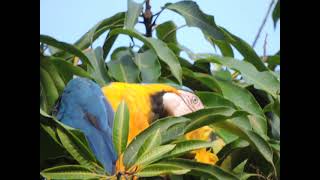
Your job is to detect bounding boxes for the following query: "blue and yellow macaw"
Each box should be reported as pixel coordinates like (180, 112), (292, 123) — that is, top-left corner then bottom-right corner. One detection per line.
(56, 77), (219, 174)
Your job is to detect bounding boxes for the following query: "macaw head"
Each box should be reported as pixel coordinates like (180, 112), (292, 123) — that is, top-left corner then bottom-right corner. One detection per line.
(162, 90), (204, 116)
(162, 89), (219, 165)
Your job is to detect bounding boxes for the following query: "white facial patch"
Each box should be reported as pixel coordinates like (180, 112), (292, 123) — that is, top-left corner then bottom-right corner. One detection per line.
(162, 91), (204, 117)
(177, 90), (204, 111)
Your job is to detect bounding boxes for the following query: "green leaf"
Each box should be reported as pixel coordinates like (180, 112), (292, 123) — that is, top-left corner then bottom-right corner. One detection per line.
(60, 123), (92, 151)
(40, 122), (62, 148)
(134, 144), (176, 167)
(196, 91), (237, 109)
(167, 43), (182, 56)
(217, 80), (267, 135)
(112, 100), (130, 155)
(74, 12), (125, 50)
(266, 54), (280, 71)
(198, 55), (280, 98)
(213, 127), (238, 144)
(50, 57), (94, 80)
(217, 139), (250, 163)
(158, 77), (180, 86)
(85, 47), (111, 86)
(264, 99), (280, 139)
(107, 49), (140, 83)
(231, 116), (252, 131)
(40, 110), (62, 146)
(219, 143), (251, 173)
(184, 107), (248, 133)
(232, 159), (247, 174)
(124, 0), (144, 29)
(56, 124), (104, 172)
(183, 68), (222, 93)
(268, 113), (280, 140)
(137, 164), (190, 177)
(165, 1), (225, 41)
(40, 108), (52, 117)
(123, 117), (190, 168)
(156, 21), (178, 44)
(41, 165), (107, 179)
(40, 81), (49, 113)
(40, 118), (67, 171)
(40, 56), (65, 94)
(168, 175), (184, 180)
(144, 37), (182, 83)
(269, 140), (280, 153)
(213, 39), (234, 57)
(136, 129), (161, 160)
(275, 154), (280, 179)
(40, 66), (59, 113)
(40, 111), (102, 170)
(134, 49), (161, 83)
(40, 35), (93, 68)
(272, 0), (280, 28)
(161, 122), (187, 143)
(102, 31), (119, 59)
(40, 140), (68, 172)
(157, 158), (239, 180)
(111, 46), (134, 61)
(215, 121), (274, 169)
(218, 28), (268, 71)
(165, 140), (215, 158)
(214, 69), (233, 81)
(108, 28), (182, 84)
(220, 148), (250, 172)
(178, 56), (209, 74)
(239, 173), (265, 180)
(201, 96), (252, 131)
(165, 1), (234, 57)
(194, 61), (211, 74)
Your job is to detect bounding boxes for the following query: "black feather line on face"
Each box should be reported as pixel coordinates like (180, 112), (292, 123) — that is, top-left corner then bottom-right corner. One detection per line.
(150, 91), (168, 123)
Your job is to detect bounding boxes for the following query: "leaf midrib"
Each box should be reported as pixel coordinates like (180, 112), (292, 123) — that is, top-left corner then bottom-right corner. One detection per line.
(119, 63), (129, 82)
(168, 3), (220, 37)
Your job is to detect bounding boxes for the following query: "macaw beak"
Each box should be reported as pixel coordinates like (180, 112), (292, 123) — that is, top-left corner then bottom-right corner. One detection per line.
(162, 90), (204, 117)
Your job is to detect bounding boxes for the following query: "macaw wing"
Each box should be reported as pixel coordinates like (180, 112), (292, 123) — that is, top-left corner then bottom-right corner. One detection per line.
(56, 77), (117, 174)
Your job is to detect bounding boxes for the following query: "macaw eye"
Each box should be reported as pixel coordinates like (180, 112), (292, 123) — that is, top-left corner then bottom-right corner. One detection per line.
(192, 97), (199, 104)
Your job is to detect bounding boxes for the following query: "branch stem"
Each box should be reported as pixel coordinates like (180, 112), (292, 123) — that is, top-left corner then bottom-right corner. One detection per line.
(252, 0), (275, 48)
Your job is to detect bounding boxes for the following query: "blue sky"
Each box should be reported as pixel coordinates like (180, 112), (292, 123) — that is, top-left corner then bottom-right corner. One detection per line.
(40, 0), (280, 60)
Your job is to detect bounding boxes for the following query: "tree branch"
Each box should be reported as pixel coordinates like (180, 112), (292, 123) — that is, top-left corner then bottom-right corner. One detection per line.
(252, 0), (275, 48)
(142, 0), (153, 37)
(262, 33), (268, 62)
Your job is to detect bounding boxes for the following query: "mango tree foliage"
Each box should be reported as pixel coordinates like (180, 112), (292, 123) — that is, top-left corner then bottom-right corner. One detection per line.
(40, 0), (280, 179)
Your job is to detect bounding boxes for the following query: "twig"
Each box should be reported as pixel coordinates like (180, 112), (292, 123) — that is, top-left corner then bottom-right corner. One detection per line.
(249, 164), (267, 180)
(252, 0), (275, 48)
(152, 9), (163, 17)
(262, 33), (268, 62)
(151, 8), (165, 27)
(129, 36), (135, 47)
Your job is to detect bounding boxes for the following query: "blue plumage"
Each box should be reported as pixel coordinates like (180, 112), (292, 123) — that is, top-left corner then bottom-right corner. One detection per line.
(56, 77), (117, 174)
